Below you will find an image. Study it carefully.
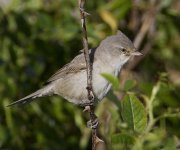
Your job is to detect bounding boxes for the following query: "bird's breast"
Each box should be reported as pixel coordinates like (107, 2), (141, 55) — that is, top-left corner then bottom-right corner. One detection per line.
(54, 59), (122, 105)
(92, 61), (122, 101)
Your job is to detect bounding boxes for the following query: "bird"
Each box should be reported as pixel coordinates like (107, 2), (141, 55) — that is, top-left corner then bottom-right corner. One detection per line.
(8, 30), (142, 107)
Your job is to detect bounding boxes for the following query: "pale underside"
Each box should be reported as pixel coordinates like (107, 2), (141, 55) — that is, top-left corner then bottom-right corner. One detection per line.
(46, 52), (121, 105)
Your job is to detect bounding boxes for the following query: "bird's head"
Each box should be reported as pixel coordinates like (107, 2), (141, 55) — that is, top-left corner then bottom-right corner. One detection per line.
(99, 30), (142, 65)
(114, 30), (142, 56)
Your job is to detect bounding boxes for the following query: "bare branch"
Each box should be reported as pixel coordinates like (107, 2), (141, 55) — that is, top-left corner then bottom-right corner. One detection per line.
(126, 0), (161, 70)
(78, 1), (105, 150)
(78, 0), (93, 100)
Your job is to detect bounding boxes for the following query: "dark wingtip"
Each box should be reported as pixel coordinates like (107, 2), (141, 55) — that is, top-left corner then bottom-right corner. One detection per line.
(6, 98), (33, 107)
(6, 101), (25, 107)
(6, 102), (16, 107)
(6, 104), (12, 107)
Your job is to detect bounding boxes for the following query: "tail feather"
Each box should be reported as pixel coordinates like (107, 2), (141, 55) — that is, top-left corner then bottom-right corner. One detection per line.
(7, 85), (54, 107)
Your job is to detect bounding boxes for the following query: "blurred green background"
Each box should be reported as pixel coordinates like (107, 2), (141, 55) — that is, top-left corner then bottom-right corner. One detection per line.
(0, 0), (180, 149)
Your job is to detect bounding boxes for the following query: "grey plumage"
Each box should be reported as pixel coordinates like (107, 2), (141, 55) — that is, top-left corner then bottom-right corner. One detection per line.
(8, 31), (141, 107)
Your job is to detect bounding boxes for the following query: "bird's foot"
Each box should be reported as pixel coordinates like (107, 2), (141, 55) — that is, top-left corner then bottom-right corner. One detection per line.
(81, 101), (95, 108)
(79, 7), (91, 16)
(82, 104), (98, 129)
(87, 115), (98, 129)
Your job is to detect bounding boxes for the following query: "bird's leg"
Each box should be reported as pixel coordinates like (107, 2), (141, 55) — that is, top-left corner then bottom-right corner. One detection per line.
(83, 105), (99, 129)
(79, 7), (91, 16)
(83, 85), (98, 128)
(87, 113), (98, 129)
(81, 98), (95, 108)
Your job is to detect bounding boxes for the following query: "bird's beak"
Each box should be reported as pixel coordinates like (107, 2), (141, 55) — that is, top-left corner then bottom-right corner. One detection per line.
(131, 51), (143, 56)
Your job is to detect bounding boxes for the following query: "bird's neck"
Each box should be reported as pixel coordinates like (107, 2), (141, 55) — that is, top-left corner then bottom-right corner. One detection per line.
(94, 47), (129, 77)
(98, 55), (126, 77)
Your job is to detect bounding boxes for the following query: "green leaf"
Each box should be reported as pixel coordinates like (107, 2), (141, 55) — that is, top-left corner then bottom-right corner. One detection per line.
(101, 73), (120, 90)
(164, 136), (176, 150)
(107, 90), (121, 110)
(111, 133), (135, 150)
(3, 99), (15, 136)
(124, 80), (136, 91)
(112, 133), (135, 145)
(121, 94), (147, 132)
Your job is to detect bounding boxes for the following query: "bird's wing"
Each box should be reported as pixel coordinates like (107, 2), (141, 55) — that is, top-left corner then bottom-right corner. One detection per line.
(46, 54), (87, 83)
(46, 47), (97, 83)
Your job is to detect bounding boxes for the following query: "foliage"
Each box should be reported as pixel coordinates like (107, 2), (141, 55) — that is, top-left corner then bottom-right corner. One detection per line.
(0, 0), (180, 149)
(103, 73), (180, 150)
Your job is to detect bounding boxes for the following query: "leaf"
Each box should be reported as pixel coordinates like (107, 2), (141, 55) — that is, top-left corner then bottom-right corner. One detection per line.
(99, 10), (117, 32)
(111, 133), (135, 150)
(164, 136), (176, 150)
(3, 99), (15, 136)
(121, 94), (147, 132)
(107, 90), (121, 110)
(124, 80), (136, 91)
(101, 73), (120, 90)
(112, 133), (135, 145)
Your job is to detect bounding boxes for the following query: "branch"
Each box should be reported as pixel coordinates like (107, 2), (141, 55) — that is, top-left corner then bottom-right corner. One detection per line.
(78, 0), (105, 150)
(118, 1), (160, 100)
(78, 0), (93, 100)
(126, 7), (157, 70)
(126, 0), (161, 70)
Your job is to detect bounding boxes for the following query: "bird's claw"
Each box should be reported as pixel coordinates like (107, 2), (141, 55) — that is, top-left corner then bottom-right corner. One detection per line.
(87, 117), (98, 129)
(79, 7), (91, 16)
(81, 101), (95, 108)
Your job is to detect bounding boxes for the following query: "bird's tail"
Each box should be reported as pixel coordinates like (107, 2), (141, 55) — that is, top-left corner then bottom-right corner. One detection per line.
(7, 84), (54, 107)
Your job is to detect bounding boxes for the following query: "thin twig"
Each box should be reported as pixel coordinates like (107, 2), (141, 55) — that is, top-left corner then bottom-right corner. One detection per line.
(126, 0), (160, 70)
(126, 8), (157, 70)
(79, 0), (93, 99)
(78, 0), (101, 150)
(118, 1), (159, 100)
